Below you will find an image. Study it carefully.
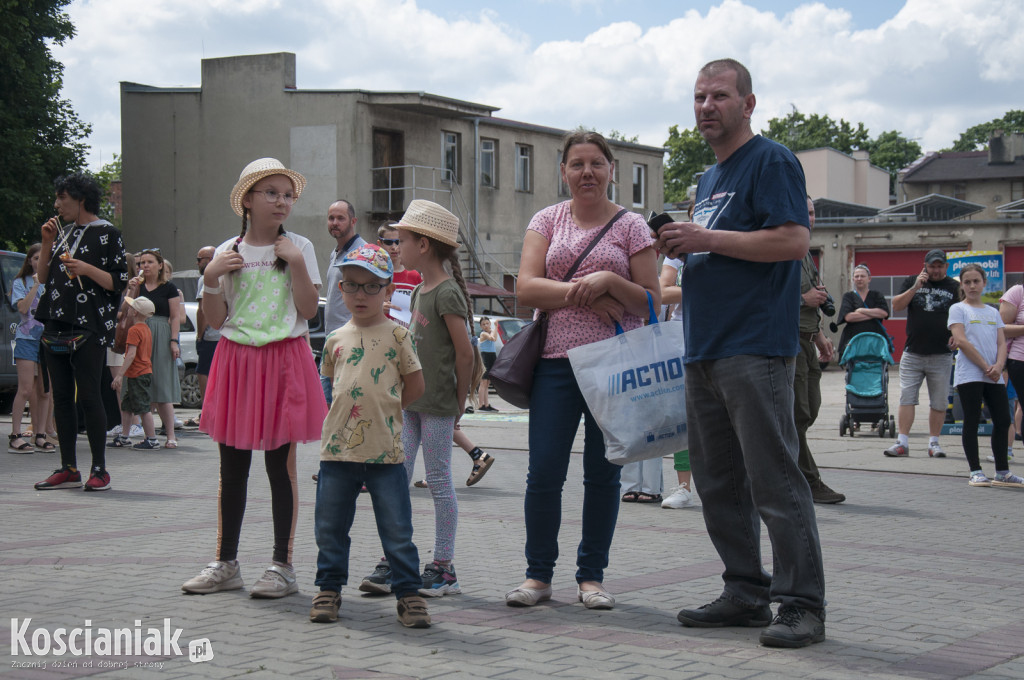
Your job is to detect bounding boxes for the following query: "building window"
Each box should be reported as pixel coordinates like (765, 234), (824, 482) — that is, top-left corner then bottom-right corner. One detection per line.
(1011, 179), (1023, 202)
(516, 144), (532, 193)
(557, 149), (569, 197)
(480, 139), (497, 187)
(953, 182), (966, 201)
(632, 164), (646, 208)
(442, 131), (460, 183)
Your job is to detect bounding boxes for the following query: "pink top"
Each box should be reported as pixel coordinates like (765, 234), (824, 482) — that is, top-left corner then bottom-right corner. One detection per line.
(528, 201), (653, 358)
(999, 284), (1024, 361)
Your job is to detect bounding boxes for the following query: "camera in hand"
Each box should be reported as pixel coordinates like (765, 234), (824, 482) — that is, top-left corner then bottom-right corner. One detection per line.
(821, 292), (836, 317)
(647, 211), (674, 234)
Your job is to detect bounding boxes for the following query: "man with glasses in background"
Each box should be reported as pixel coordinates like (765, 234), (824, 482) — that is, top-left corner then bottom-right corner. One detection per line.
(322, 200), (366, 404)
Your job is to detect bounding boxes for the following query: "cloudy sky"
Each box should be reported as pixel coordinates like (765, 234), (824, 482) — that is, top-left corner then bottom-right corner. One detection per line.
(54, 0), (1023, 170)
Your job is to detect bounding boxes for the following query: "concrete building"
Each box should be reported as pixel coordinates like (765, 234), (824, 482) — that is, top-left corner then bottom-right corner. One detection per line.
(898, 131), (1024, 221)
(119, 52), (665, 309)
(797, 147), (890, 211)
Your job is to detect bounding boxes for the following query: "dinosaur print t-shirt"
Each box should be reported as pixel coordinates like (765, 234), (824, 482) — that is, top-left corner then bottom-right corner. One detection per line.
(319, 319), (421, 464)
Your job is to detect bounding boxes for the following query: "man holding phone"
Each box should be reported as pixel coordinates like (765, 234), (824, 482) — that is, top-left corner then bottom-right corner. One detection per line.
(885, 250), (960, 458)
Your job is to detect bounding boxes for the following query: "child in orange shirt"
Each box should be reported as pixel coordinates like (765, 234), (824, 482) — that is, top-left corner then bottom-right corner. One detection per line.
(110, 297), (160, 450)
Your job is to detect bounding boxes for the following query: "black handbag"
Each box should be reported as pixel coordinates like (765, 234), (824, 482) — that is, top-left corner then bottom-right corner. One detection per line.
(489, 209), (627, 408)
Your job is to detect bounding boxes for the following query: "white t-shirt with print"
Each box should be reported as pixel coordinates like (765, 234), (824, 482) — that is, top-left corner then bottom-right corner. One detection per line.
(212, 232), (322, 347)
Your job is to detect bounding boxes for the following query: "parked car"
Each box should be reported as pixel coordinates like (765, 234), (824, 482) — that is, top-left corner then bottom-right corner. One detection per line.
(472, 314), (529, 353)
(178, 298), (327, 409)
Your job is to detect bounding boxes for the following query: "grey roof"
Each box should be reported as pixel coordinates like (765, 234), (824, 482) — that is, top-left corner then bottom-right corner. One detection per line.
(902, 151), (1024, 182)
(876, 193), (985, 221)
(812, 197), (880, 222)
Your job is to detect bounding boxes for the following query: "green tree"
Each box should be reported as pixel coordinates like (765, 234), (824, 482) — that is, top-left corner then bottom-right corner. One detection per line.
(950, 110), (1024, 151)
(94, 154), (122, 227)
(663, 124), (716, 202)
(0, 0), (91, 249)
(865, 130), (922, 195)
(761, 106), (870, 154)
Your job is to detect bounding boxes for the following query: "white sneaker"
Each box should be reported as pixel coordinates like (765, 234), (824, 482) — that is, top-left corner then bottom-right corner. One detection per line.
(661, 485), (693, 508)
(106, 424), (122, 436)
(182, 561), (243, 594)
(250, 564), (298, 599)
(129, 424), (144, 437)
(927, 442), (946, 458)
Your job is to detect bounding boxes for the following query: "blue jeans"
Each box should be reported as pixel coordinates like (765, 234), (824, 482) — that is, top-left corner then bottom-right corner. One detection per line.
(524, 358), (621, 584)
(320, 375), (333, 407)
(686, 355), (825, 611)
(314, 461), (421, 599)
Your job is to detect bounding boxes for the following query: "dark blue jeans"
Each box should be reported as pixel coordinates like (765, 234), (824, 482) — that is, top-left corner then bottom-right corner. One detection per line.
(314, 461), (421, 599)
(524, 358), (621, 584)
(686, 355), (825, 611)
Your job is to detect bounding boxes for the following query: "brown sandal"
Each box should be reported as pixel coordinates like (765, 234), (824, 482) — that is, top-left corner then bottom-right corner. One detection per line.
(34, 434), (55, 452)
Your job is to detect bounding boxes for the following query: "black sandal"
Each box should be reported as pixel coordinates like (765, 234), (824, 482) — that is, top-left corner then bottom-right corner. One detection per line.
(621, 491), (640, 503)
(35, 433), (56, 452)
(635, 492), (663, 503)
(8, 433), (33, 453)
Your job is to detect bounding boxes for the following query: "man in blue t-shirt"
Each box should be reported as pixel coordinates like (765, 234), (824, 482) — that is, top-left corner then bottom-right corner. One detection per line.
(656, 58), (825, 648)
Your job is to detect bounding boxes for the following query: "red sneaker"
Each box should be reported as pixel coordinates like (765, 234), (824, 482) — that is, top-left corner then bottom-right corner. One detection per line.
(84, 467), (111, 492)
(34, 467), (83, 490)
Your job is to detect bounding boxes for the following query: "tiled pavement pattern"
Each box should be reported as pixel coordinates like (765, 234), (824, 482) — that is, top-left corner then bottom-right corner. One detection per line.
(2, 368), (1023, 679)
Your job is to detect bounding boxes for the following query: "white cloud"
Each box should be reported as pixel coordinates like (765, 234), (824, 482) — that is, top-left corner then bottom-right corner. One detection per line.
(52, 0), (1024, 169)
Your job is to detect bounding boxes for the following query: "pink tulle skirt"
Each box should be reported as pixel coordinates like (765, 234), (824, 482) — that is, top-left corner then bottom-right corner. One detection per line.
(200, 336), (327, 451)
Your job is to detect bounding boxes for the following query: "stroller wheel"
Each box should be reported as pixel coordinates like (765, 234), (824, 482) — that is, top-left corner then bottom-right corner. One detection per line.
(878, 418), (887, 438)
(889, 415), (897, 438)
(839, 415), (848, 437)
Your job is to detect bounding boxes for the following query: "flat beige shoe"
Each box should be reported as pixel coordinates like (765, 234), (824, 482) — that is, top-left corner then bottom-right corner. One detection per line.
(505, 584), (552, 607)
(578, 585), (615, 610)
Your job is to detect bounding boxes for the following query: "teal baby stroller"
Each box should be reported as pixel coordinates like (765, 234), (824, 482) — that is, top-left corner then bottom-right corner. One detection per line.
(838, 332), (895, 437)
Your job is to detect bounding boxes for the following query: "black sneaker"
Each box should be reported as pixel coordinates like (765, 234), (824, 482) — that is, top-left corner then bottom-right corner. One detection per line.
(759, 605), (826, 648)
(810, 480), (846, 504)
(677, 596), (772, 628)
(358, 558), (392, 594)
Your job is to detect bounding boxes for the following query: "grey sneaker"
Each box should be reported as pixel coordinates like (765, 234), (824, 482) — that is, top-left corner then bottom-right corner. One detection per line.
(250, 564), (298, 598)
(182, 561), (243, 594)
(677, 596), (772, 628)
(759, 605), (826, 648)
(884, 443), (909, 457)
(358, 558), (392, 594)
(927, 442), (946, 458)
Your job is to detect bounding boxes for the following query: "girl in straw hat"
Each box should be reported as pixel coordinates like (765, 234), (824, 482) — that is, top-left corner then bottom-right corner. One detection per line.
(360, 200), (474, 598)
(182, 158), (327, 598)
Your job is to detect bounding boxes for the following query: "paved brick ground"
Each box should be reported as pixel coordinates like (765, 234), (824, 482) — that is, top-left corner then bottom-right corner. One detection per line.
(2, 369), (1023, 679)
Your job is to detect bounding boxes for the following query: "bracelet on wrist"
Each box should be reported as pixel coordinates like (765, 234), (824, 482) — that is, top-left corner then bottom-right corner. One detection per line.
(204, 284), (223, 295)
(170, 339), (179, 344)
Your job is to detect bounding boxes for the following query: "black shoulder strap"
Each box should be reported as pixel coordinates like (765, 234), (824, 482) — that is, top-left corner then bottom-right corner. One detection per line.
(561, 208), (628, 282)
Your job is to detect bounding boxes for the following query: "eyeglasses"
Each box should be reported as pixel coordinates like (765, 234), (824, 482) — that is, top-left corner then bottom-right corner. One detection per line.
(378, 238), (400, 246)
(250, 189), (297, 205)
(340, 280), (385, 295)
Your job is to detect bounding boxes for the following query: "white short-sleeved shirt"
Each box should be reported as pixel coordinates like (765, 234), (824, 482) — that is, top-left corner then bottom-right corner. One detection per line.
(948, 301), (1004, 386)
(212, 231), (322, 347)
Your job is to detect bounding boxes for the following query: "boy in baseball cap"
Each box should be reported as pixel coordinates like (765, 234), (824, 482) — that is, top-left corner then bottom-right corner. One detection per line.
(111, 297), (161, 453)
(312, 244), (430, 628)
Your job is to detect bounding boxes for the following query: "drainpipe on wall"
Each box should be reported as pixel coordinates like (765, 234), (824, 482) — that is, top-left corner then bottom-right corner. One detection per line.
(473, 117), (480, 280)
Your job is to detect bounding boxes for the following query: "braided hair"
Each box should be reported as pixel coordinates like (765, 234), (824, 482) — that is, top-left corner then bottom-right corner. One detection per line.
(232, 207), (287, 273)
(424, 237), (473, 330)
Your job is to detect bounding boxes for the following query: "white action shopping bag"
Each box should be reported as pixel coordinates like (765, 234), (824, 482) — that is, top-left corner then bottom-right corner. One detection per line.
(567, 296), (687, 465)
